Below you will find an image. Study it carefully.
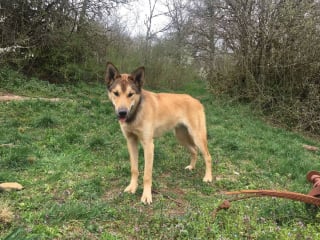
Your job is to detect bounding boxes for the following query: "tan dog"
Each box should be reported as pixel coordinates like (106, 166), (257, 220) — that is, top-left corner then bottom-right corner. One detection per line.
(105, 62), (212, 204)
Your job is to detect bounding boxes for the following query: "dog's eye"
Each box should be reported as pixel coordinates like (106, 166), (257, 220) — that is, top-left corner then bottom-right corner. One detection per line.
(127, 93), (134, 98)
(113, 91), (119, 97)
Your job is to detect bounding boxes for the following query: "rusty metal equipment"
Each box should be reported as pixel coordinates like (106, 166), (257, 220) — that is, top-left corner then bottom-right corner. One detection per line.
(213, 170), (320, 217)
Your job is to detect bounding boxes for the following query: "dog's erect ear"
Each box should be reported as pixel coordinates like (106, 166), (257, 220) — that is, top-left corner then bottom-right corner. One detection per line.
(131, 66), (145, 90)
(105, 62), (120, 89)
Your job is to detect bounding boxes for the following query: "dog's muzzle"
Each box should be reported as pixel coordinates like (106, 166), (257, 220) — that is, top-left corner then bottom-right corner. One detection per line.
(117, 108), (128, 122)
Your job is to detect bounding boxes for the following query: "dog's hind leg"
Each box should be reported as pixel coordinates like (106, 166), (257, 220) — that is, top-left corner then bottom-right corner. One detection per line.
(124, 134), (139, 194)
(185, 117), (213, 183)
(174, 125), (198, 170)
(196, 137), (213, 182)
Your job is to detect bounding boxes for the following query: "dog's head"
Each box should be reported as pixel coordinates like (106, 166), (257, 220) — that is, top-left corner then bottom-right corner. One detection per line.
(105, 62), (144, 123)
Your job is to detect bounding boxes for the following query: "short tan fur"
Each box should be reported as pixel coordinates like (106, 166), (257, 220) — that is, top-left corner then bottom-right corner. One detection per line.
(105, 62), (212, 204)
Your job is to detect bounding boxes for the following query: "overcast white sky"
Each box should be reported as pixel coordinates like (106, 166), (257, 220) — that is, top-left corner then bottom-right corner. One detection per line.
(117, 0), (170, 36)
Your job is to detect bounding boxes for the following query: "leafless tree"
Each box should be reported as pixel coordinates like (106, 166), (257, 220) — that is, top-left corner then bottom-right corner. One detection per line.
(163, 0), (189, 65)
(185, 0), (320, 133)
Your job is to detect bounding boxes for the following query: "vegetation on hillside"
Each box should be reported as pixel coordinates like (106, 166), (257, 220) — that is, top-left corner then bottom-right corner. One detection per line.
(1, 0), (320, 135)
(1, 1), (320, 238)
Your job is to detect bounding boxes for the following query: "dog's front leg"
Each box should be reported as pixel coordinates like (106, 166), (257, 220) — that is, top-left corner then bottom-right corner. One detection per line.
(124, 135), (139, 194)
(141, 139), (154, 204)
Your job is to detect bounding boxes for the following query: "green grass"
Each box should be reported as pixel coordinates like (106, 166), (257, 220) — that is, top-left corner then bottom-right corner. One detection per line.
(1, 70), (320, 239)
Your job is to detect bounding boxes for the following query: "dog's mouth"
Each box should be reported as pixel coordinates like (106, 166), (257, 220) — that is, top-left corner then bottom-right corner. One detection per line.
(117, 109), (128, 123)
(118, 115), (127, 123)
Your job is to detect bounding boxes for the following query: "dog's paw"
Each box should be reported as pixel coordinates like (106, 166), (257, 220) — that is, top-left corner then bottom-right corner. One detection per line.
(141, 191), (152, 204)
(203, 175), (213, 183)
(185, 165), (194, 170)
(124, 184), (138, 194)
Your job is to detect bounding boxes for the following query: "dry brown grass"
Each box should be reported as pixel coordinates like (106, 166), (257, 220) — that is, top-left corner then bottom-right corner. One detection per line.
(0, 202), (14, 224)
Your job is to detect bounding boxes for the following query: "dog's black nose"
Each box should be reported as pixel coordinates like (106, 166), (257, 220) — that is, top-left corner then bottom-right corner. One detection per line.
(118, 109), (128, 118)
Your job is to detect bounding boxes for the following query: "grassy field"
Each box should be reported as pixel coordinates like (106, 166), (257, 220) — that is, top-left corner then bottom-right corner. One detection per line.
(1, 69), (320, 239)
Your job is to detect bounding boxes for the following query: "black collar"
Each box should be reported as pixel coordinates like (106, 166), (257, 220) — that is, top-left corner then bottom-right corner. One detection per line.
(125, 95), (143, 124)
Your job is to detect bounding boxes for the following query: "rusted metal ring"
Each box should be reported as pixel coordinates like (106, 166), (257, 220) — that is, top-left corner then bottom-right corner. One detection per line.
(306, 170), (320, 184)
(306, 171), (320, 198)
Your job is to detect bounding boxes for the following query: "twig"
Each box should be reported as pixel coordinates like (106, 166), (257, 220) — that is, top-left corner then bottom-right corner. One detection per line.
(152, 189), (185, 206)
(0, 182), (23, 191)
(0, 143), (15, 148)
(303, 144), (319, 152)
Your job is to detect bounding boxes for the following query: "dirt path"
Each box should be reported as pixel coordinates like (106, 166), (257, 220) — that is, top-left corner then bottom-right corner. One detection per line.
(0, 92), (60, 102)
